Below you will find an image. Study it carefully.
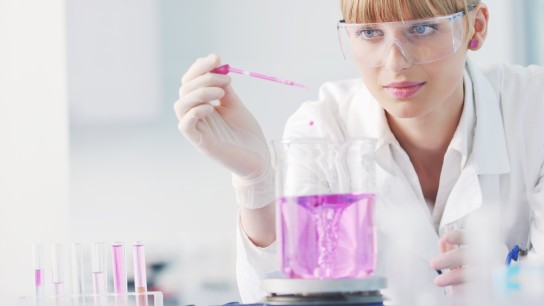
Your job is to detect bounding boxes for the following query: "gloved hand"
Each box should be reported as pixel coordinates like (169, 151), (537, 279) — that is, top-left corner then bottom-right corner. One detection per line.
(430, 229), (468, 288)
(174, 54), (275, 209)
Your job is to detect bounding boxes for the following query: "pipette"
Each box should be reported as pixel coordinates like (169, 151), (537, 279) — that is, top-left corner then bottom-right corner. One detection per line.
(211, 64), (308, 89)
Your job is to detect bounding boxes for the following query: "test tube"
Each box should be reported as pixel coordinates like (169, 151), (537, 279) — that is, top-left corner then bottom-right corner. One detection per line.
(51, 244), (64, 296)
(111, 242), (127, 295)
(133, 242), (148, 306)
(71, 243), (85, 295)
(33, 244), (45, 299)
(132, 242), (147, 293)
(91, 242), (107, 295)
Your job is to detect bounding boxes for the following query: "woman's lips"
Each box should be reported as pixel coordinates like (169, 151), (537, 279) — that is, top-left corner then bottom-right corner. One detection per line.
(383, 81), (425, 99)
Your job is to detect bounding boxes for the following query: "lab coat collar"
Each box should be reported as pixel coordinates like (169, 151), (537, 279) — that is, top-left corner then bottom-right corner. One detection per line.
(439, 156), (482, 227)
(466, 58), (511, 175)
(375, 163), (441, 263)
(346, 85), (398, 175)
(448, 67), (475, 168)
(438, 59), (511, 227)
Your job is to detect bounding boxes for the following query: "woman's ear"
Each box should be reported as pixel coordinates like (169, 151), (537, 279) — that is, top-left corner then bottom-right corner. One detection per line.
(468, 3), (489, 50)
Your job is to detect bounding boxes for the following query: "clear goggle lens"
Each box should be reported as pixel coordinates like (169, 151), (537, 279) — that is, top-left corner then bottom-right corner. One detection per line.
(337, 10), (466, 67)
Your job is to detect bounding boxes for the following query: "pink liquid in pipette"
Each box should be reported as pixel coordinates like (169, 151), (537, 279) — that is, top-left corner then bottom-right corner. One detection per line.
(211, 64), (308, 89)
(278, 193), (376, 279)
(92, 271), (107, 295)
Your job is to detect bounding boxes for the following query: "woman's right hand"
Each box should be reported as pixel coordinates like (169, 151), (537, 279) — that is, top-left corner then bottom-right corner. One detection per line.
(174, 54), (275, 210)
(175, 53), (269, 178)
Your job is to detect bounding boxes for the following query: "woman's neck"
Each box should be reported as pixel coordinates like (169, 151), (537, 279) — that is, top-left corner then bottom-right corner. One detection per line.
(387, 89), (464, 163)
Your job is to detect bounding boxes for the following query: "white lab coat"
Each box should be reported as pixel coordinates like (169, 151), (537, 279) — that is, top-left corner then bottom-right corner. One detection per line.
(236, 58), (544, 303)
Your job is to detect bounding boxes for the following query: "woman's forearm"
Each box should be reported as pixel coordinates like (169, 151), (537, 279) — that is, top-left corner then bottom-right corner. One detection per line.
(240, 202), (276, 247)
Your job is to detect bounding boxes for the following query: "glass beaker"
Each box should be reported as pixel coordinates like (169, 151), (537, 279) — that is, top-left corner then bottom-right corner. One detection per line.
(273, 138), (377, 279)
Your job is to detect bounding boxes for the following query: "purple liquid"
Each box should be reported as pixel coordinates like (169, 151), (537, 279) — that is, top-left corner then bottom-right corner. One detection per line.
(278, 193), (376, 279)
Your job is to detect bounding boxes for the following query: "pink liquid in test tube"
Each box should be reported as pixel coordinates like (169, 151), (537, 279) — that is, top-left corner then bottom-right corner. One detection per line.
(33, 244), (45, 299)
(91, 242), (107, 295)
(35, 269), (43, 286)
(53, 282), (64, 296)
(133, 242), (147, 293)
(112, 242), (127, 295)
(133, 242), (148, 306)
(71, 243), (85, 295)
(92, 272), (107, 294)
(51, 244), (64, 297)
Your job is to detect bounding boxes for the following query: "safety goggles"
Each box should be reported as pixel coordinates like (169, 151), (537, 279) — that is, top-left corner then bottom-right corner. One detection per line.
(337, 7), (472, 67)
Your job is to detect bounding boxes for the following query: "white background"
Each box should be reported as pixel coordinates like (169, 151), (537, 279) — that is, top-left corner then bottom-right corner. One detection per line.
(2, 0), (542, 305)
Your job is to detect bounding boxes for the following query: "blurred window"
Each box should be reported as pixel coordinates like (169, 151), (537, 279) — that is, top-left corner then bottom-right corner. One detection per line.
(525, 1), (544, 65)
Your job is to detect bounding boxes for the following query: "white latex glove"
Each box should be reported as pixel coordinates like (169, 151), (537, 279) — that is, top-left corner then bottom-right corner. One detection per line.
(430, 230), (468, 288)
(174, 54), (275, 209)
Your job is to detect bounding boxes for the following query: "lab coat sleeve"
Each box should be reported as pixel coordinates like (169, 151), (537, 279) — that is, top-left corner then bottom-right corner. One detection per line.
(517, 65), (544, 256)
(488, 63), (544, 256)
(236, 210), (282, 303)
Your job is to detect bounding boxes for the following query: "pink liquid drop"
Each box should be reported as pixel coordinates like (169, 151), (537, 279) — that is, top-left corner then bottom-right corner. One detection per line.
(278, 193), (376, 279)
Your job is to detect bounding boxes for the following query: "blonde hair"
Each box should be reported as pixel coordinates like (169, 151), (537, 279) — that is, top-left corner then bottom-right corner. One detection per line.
(341, 0), (481, 23)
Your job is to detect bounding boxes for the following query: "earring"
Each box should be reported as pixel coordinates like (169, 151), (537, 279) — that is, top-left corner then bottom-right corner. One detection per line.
(469, 39), (479, 48)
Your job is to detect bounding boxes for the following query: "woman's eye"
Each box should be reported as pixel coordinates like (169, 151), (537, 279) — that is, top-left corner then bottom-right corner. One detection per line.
(410, 24), (439, 36)
(355, 29), (382, 39)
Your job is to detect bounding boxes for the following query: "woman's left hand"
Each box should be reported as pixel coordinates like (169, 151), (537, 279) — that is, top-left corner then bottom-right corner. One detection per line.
(430, 230), (468, 287)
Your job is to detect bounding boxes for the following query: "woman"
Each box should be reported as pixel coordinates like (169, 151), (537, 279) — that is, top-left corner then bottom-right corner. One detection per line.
(174, 0), (543, 303)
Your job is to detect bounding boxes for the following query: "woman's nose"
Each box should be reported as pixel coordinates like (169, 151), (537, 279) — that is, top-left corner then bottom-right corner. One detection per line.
(383, 41), (412, 72)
